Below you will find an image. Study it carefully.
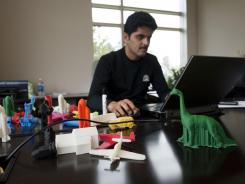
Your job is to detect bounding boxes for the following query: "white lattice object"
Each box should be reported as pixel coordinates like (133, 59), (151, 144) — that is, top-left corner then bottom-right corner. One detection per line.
(91, 113), (117, 123)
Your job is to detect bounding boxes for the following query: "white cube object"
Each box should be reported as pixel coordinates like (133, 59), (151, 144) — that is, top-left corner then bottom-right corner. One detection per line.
(55, 127), (99, 155)
(72, 127), (99, 149)
(55, 133), (75, 155)
(73, 136), (91, 155)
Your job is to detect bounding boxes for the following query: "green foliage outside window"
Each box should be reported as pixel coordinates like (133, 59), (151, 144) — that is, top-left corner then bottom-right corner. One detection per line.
(167, 67), (185, 89)
(93, 27), (114, 61)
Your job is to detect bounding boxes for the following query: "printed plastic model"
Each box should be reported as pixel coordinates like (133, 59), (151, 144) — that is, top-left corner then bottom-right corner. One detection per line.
(20, 96), (38, 127)
(58, 94), (70, 114)
(38, 100), (52, 128)
(78, 99), (90, 128)
(55, 127), (98, 155)
(98, 132), (135, 149)
(108, 116), (135, 130)
(2, 96), (15, 127)
(44, 96), (53, 125)
(89, 132), (146, 163)
(170, 88), (237, 148)
(0, 105), (10, 142)
(51, 94), (71, 122)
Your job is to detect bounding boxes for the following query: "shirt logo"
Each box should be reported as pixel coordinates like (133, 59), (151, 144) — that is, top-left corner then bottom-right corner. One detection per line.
(142, 74), (150, 82)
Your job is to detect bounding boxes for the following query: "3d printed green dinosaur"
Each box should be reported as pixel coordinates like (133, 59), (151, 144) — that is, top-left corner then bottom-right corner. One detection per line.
(170, 88), (237, 148)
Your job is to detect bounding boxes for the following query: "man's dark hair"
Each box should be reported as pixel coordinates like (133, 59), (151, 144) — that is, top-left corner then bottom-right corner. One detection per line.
(124, 11), (158, 36)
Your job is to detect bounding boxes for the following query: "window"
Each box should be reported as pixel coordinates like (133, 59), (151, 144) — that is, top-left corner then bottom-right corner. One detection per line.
(92, 0), (186, 78)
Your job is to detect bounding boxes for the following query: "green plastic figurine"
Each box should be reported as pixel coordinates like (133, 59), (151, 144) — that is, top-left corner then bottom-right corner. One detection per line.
(170, 88), (237, 148)
(3, 96), (15, 117)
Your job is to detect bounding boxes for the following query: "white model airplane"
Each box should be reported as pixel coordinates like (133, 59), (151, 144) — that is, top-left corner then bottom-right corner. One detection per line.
(89, 132), (146, 163)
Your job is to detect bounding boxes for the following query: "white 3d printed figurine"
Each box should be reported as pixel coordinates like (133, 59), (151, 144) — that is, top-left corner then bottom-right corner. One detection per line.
(58, 94), (70, 114)
(0, 105), (11, 142)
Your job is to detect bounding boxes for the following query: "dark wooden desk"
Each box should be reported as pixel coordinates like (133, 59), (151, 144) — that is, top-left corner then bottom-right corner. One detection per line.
(1, 115), (244, 184)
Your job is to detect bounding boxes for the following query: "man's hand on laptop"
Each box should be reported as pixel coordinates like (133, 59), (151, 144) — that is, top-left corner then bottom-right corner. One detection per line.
(107, 99), (139, 117)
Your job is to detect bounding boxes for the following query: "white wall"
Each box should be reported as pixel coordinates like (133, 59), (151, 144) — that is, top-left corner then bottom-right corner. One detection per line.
(186, 0), (197, 59)
(0, 0), (93, 94)
(197, 0), (245, 57)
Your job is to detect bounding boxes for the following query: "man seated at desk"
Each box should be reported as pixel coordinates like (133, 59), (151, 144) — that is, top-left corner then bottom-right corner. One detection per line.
(87, 11), (169, 117)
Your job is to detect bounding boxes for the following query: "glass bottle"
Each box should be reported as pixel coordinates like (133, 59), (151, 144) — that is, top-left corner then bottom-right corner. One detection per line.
(37, 78), (45, 96)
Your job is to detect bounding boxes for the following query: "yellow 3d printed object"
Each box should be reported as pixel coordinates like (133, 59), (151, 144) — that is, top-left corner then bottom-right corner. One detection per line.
(109, 116), (135, 130)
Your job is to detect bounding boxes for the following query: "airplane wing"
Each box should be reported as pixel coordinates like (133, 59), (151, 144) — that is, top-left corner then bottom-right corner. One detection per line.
(89, 149), (114, 157)
(98, 141), (116, 149)
(118, 150), (146, 160)
(89, 149), (146, 161)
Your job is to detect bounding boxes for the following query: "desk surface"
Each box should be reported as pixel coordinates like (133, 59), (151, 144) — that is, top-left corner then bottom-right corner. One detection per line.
(2, 117), (245, 184)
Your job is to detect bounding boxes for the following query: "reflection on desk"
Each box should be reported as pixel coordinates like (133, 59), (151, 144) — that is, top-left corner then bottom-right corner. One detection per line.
(2, 118), (245, 184)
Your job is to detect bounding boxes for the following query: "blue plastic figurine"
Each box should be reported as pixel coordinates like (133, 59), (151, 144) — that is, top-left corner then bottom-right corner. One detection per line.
(20, 96), (38, 127)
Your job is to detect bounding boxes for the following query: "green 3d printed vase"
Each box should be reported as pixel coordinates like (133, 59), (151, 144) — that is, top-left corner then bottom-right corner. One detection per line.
(170, 88), (237, 148)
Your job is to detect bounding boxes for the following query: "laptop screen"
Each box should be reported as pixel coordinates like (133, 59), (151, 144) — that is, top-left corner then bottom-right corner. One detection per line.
(161, 55), (245, 111)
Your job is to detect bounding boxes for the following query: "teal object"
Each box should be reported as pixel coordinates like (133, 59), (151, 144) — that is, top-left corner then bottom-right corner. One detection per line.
(170, 88), (237, 148)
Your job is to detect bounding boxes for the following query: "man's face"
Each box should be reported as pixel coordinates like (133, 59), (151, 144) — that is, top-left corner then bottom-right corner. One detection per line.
(124, 26), (154, 60)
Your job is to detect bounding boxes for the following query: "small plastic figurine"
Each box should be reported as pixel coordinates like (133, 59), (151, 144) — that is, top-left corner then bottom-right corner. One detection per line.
(2, 96), (15, 117)
(0, 105), (11, 142)
(51, 94), (70, 122)
(2, 96), (15, 127)
(58, 94), (70, 114)
(38, 100), (52, 128)
(12, 111), (24, 125)
(44, 96), (53, 125)
(20, 96), (37, 127)
(23, 102), (32, 126)
(170, 88), (237, 148)
(78, 99), (90, 128)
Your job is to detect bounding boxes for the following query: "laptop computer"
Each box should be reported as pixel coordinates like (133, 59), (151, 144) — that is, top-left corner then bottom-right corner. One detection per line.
(141, 55), (245, 116)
